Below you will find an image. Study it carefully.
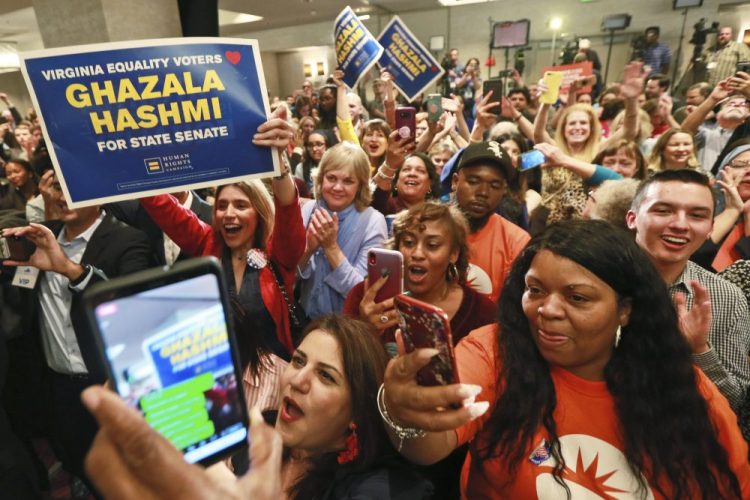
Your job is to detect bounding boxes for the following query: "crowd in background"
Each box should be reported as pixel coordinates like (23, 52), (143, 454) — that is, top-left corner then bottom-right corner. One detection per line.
(1, 21), (750, 500)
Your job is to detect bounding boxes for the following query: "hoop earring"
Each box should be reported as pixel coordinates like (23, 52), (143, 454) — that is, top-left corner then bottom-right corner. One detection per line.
(614, 325), (622, 349)
(446, 262), (459, 282)
(337, 423), (359, 464)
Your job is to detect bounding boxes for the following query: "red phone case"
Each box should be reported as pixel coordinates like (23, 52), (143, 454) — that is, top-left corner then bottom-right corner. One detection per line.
(394, 294), (459, 386)
(367, 249), (403, 303)
(394, 107), (416, 141)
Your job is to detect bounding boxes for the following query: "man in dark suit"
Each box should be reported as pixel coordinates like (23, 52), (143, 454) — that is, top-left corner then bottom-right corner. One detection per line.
(105, 190), (212, 266)
(2, 194), (154, 492)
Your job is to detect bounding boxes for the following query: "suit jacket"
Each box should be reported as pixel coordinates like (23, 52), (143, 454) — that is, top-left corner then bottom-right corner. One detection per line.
(104, 191), (212, 266)
(28, 214), (154, 382)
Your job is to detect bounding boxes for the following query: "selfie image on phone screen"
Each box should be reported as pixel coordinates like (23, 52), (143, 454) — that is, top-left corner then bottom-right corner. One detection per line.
(90, 270), (247, 464)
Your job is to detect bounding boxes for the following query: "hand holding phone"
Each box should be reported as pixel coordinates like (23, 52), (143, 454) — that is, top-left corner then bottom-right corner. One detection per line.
(539, 71), (563, 105)
(84, 258), (249, 466)
(482, 80), (504, 115)
(426, 94), (442, 123)
(395, 107), (417, 141)
(394, 294), (459, 386)
(519, 149), (546, 171)
(367, 249), (403, 303)
(0, 235), (36, 261)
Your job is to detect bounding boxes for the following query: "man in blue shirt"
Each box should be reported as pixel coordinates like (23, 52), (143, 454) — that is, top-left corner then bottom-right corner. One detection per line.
(643, 26), (671, 76)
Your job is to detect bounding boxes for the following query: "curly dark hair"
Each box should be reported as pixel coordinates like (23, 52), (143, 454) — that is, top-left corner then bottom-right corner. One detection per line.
(479, 219), (741, 499)
(389, 201), (471, 285)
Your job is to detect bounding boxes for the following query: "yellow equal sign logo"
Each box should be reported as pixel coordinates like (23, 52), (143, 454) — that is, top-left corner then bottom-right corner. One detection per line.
(144, 158), (164, 174)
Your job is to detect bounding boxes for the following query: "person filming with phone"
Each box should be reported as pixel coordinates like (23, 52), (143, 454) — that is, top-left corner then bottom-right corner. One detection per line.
(344, 202), (496, 355)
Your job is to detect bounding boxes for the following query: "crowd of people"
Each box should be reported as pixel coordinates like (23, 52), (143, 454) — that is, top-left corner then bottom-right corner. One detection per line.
(1, 21), (750, 500)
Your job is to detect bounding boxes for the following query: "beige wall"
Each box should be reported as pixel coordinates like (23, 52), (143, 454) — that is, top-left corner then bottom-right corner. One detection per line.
(247, 0), (723, 98)
(1, 0), (732, 109)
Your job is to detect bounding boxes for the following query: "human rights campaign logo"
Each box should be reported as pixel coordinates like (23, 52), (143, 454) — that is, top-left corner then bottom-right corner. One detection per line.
(144, 157), (164, 174)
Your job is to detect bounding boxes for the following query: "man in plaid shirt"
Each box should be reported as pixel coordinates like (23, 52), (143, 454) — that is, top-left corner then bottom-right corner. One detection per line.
(704, 26), (750, 87)
(627, 169), (750, 413)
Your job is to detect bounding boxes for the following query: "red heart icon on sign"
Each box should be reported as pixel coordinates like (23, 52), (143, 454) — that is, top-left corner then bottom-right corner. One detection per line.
(225, 51), (241, 65)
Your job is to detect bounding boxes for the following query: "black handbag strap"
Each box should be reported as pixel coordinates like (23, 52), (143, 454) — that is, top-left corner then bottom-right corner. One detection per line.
(268, 261), (304, 328)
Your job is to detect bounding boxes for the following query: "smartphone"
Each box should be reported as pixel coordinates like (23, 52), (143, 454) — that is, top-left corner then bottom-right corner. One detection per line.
(441, 97), (458, 113)
(519, 149), (546, 171)
(83, 257), (249, 466)
(482, 79), (504, 115)
(737, 61), (750, 75)
(426, 94), (442, 123)
(394, 294), (459, 387)
(395, 106), (417, 141)
(540, 71), (564, 105)
(367, 249), (403, 303)
(497, 69), (514, 78)
(0, 235), (36, 261)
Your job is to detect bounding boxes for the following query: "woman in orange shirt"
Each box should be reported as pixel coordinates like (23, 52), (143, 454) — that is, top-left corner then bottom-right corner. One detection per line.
(382, 220), (749, 499)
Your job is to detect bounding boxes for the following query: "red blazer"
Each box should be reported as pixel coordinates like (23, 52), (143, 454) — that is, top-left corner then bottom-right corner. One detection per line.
(140, 193), (305, 354)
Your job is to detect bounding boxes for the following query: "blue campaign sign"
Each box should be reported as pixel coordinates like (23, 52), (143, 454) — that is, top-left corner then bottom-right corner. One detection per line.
(378, 17), (444, 102)
(143, 304), (232, 388)
(20, 38), (277, 208)
(334, 6), (383, 88)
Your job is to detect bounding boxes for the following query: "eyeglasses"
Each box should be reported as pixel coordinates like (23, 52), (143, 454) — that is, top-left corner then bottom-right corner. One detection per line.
(724, 100), (750, 109)
(728, 159), (750, 169)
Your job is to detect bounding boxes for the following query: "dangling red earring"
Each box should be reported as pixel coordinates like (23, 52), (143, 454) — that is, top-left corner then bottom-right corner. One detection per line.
(337, 423), (359, 464)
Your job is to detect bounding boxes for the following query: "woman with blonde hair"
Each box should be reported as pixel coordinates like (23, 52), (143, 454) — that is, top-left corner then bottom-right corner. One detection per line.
(298, 142), (386, 319)
(647, 128), (701, 172)
(531, 62), (644, 230)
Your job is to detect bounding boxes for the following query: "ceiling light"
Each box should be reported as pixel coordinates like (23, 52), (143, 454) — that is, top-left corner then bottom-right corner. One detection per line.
(438, 0), (497, 6)
(0, 44), (20, 69)
(217, 9), (263, 25)
(358, 14), (371, 21)
(550, 17), (563, 30)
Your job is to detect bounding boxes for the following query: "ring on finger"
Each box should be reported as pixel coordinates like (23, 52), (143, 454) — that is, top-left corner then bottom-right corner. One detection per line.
(379, 314), (389, 324)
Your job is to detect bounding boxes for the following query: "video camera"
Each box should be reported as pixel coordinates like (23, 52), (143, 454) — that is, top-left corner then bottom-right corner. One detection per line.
(631, 35), (647, 62)
(690, 18), (719, 47)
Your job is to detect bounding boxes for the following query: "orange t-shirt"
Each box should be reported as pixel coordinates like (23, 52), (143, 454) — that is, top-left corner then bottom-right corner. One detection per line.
(466, 214), (530, 303)
(454, 325), (750, 499)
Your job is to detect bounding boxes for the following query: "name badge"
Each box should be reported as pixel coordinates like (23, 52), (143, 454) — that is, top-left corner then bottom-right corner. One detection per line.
(12, 266), (39, 289)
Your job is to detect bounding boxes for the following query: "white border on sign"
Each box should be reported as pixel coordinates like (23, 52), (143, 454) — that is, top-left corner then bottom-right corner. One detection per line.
(19, 37), (278, 209)
(376, 16), (445, 102)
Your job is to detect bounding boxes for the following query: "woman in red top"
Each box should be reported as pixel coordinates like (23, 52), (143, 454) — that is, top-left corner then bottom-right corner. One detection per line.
(382, 220), (749, 499)
(140, 108), (305, 411)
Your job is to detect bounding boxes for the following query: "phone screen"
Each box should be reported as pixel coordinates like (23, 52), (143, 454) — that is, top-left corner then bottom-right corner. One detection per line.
(89, 266), (247, 464)
(519, 149), (546, 171)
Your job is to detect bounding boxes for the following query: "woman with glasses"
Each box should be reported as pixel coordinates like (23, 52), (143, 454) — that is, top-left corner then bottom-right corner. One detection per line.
(293, 129), (337, 193)
(693, 140), (750, 272)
